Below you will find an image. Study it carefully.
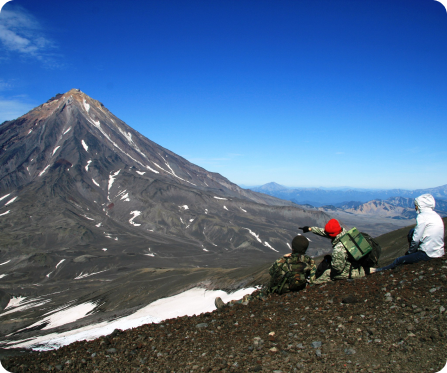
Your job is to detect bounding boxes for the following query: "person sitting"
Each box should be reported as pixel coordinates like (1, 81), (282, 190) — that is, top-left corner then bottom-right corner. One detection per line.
(215, 235), (316, 309)
(299, 219), (366, 284)
(371, 194), (444, 272)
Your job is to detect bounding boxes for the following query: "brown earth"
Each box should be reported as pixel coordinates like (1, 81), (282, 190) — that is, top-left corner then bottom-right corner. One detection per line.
(2, 257), (447, 373)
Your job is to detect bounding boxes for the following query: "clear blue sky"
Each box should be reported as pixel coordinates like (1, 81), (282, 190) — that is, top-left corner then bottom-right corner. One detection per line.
(1, 0), (447, 189)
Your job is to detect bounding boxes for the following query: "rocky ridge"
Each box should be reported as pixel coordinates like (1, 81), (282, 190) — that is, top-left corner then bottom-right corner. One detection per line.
(2, 257), (447, 373)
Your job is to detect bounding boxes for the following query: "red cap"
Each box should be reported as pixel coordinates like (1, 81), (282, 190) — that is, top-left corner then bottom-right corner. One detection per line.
(324, 219), (342, 237)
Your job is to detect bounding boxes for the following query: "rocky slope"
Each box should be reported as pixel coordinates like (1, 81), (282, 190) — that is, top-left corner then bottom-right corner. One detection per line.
(2, 257), (446, 373)
(0, 89), (335, 351)
(2, 218), (446, 372)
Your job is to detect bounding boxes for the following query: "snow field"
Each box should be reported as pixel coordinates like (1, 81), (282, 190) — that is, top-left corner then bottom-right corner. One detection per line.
(3, 287), (256, 351)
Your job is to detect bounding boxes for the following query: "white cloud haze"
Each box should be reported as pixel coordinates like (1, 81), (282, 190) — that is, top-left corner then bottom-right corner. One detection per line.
(0, 6), (58, 64)
(0, 97), (34, 123)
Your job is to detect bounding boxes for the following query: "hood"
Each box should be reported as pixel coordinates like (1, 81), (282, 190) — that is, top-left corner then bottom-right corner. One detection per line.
(414, 194), (436, 212)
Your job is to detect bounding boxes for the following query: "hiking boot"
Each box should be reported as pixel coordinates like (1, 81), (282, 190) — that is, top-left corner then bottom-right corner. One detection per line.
(214, 297), (225, 309)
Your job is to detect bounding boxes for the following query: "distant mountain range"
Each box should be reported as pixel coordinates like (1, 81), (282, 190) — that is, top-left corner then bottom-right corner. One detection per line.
(250, 182), (447, 207)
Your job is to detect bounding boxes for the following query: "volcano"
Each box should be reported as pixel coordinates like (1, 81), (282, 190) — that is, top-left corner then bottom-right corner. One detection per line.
(0, 89), (331, 272)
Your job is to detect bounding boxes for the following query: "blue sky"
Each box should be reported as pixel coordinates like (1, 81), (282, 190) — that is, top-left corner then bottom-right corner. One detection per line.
(1, 0), (447, 189)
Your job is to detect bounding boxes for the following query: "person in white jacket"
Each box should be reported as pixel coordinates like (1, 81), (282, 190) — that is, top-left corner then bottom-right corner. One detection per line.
(372, 194), (444, 272)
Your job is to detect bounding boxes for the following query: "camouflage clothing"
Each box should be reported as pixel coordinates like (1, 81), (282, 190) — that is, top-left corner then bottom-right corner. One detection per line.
(227, 253), (316, 306)
(310, 227), (365, 284)
(268, 253), (316, 294)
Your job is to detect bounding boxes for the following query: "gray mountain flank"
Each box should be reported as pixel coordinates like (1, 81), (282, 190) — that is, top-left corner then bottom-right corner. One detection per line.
(0, 89), (335, 346)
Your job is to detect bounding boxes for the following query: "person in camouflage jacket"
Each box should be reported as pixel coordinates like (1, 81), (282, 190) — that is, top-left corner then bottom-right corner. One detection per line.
(268, 235), (316, 294)
(300, 219), (365, 284)
(215, 235), (316, 309)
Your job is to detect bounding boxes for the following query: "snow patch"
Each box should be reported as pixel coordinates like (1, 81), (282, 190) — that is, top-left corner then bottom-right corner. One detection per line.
(214, 196), (227, 200)
(55, 259), (65, 269)
(85, 160), (92, 171)
(83, 99), (90, 112)
(18, 302), (98, 332)
(102, 248), (107, 251)
(0, 193), (11, 202)
(75, 270), (108, 280)
(5, 197), (17, 206)
(0, 274), (6, 279)
(0, 260), (11, 266)
(136, 171), (146, 175)
(4, 296), (27, 310)
(2, 298), (51, 316)
(82, 215), (94, 221)
(92, 179), (100, 187)
(81, 140), (88, 152)
(96, 222), (102, 228)
(240, 207), (247, 213)
(263, 241), (278, 252)
(223, 206), (229, 211)
(129, 211), (142, 226)
(243, 228), (262, 243)
(0, 210), (10, 217)
(108, 170), (120, 191)
(52, 146), (60, 156)
(39, 165), (50, 177)
(179, 205), (189, 210)
(63, 127), (71, 135)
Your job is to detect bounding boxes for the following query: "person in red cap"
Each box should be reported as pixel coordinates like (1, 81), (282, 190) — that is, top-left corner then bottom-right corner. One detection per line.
(299, 219), (366, 284)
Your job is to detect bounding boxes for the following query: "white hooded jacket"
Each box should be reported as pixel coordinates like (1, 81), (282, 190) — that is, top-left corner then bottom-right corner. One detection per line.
(408, 194), (445, 258)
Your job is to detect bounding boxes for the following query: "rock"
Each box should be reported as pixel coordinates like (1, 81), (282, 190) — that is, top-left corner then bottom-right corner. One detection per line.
(440, 306), (445, 313)
(315, 349), (322, 357)
(342, 295), (360, 304)
(311, 341), (322, 348)
(106, 348), (117, 354)
(344, 348), (356, 355)
(196, 323), (208, 329)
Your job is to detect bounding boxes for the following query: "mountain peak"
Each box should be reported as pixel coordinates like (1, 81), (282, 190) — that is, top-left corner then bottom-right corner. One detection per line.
(0, 90), (329, 264)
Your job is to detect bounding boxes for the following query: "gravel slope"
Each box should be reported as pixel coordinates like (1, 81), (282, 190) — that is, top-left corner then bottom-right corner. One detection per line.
(3, 257), (447, 373)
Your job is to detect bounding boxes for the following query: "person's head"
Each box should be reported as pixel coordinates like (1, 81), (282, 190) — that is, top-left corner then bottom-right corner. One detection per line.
(291, 235), (309, 254)
(324, 219), (342, 237)
(414, 194), (435, 213)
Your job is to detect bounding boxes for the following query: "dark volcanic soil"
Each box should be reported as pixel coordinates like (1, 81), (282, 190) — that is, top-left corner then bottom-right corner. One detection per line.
(3, 258), (447, 373)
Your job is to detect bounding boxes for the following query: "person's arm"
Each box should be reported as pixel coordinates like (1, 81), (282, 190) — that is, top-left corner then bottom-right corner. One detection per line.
(408, 216), (426, 254)
(308, 227), (330, 238)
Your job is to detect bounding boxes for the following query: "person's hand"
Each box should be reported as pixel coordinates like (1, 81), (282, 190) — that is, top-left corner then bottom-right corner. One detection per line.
(299, 226), (311, 233)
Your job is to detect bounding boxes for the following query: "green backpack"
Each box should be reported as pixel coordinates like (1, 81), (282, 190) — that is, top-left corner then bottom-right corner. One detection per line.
(339, 227), (381, 268)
